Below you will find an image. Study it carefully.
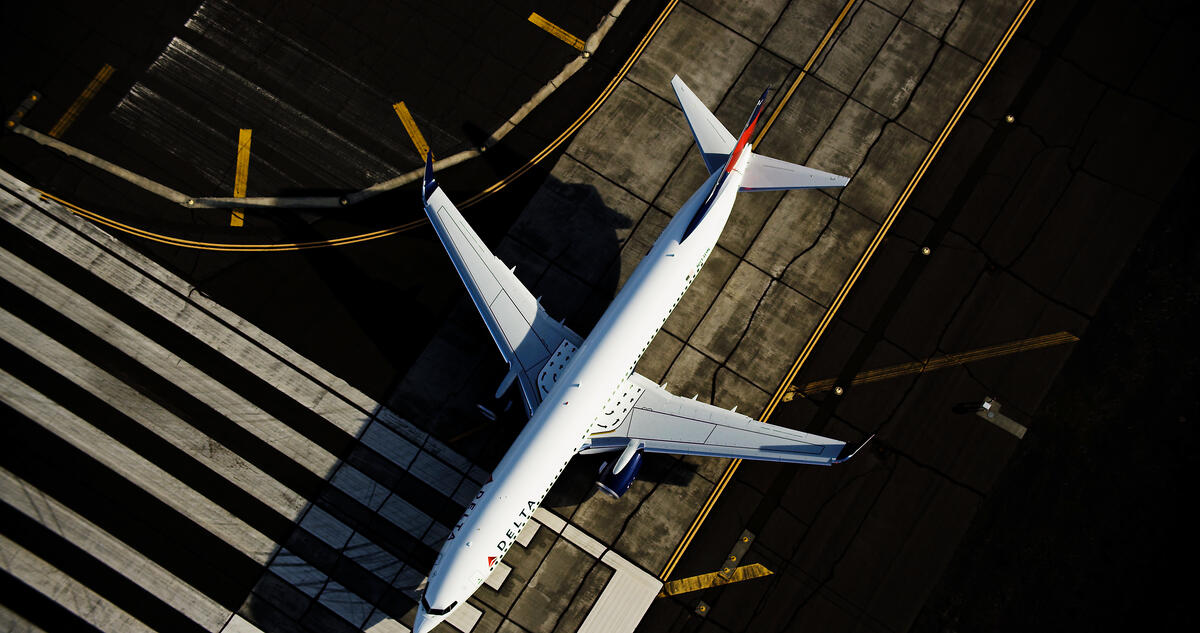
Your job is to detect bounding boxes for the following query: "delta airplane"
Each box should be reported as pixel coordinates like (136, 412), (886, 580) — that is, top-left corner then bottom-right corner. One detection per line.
(414, 75), (866, 633)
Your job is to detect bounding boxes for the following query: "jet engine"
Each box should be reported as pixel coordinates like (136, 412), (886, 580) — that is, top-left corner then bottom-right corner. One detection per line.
(596, 443), (644, 498)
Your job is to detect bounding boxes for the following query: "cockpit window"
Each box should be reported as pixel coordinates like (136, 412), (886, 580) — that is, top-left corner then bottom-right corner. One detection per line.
(421, 596), (458, 616)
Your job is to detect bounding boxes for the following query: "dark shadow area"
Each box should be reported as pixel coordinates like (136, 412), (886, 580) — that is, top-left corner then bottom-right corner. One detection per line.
(912, 154), (1199, 633)
(387, 166), (632, 471)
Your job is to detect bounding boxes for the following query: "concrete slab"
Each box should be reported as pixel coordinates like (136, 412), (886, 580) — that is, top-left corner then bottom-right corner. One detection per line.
(551, 563), (613, 633)
(0, 468), (232, 632)
(944, 0), (1025, 62)
(839, 122), (932, 222)
(627, 2), (758, 107)
(319, 580), (376, 629)
(634, 328), (685, 384)
(827, 460), (979, 629)
(745, 189), (839, 283)
(689, 0), (791, 42)
(506, 539), (595, 633)
(814, 2), (899, 95)
(612, 457), (717, 574)
(726, 281), (827, 391)
(781, 202), (879, 307)
(688, 261), (773, 362)
(333, 464), (393, 511)
(663, 245), (740, 340)
(509, 155), (646, 287)
(807, 98), (887, 178)
(898, 43), (982, 141)
(300, 506), (356, 550)
(662, 344), (721, 404)
(751, 75), (847, 165)
(904, 0), (964, 39)
(713, 365), (772, 418)
(567, 468), (660, 545)
(765, 0), (856, 68)
(854, 19), (941, 120)
(564, 80), (694, 202)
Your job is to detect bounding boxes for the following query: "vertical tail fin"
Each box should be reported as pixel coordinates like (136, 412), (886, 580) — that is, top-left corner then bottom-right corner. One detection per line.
(422, 152), (438, 202)
(672, 74), (849, 190)
(671, 75), (735, 174)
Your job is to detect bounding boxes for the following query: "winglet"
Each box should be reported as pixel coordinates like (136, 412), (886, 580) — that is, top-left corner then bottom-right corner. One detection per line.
(422, 152), (438, 202)
(832, 433), (875, 464)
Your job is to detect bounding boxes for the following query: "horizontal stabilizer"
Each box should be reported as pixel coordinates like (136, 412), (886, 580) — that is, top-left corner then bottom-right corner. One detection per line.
(739, 152), (850, 191)
(671, 75), (735, 174)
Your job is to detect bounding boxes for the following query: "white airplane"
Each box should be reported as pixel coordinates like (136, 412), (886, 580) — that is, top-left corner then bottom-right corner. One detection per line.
(413, 75), (866, 633)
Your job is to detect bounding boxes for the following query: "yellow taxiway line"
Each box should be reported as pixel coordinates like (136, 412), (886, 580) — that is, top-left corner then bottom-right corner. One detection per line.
(529, 12), (586, 52)
(230, 129), (252, 227)
(36, 0), (682, 252)
(659, 0), (1039, 583)
(786, 331), (1079, 399)
(753, 0), (857, 147)
(659, 563), (774, 597)
(393, 102), (430, 160)
(658, 0), (859, 580)
(49, 64), (115, 139)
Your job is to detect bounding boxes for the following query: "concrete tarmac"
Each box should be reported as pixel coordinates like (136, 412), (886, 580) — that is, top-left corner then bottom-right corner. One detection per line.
(3, 0), (1195, 632)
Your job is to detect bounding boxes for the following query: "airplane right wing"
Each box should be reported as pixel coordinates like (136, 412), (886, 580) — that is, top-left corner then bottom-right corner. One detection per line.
(422, 156), (582, 417)
(580, 373), (849, 466)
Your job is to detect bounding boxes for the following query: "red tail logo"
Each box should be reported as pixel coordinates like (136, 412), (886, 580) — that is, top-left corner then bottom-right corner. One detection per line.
(487, 556), (497, 567)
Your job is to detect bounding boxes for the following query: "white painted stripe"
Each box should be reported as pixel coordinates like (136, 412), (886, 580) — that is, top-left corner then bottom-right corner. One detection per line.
(267, 549), (326, 597)
(0, 363), (276, 563)
(362, 615), (408, 632)
(0, 467), (232, 632)
(445, 601), (482, 633)
(563, 524), (607, 558)
(4, 182), (482, 486)
(0, 532), (156, 633)
(0, 602), (47, 633)
(318, 580), (376, 628)
(0, 265), (305, 519)
(0, 180), (375, 433)
(515, 518), (539, 547)
(0, 247), (341, 479)
(533, 507), (567, 533)
(576, 566), (661, 633)
(219, 614), (266, 633)
(484, 561), (511, 589)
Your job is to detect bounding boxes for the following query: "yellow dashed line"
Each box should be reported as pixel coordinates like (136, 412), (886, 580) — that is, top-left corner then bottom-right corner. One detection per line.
(230, 129), (252, 227)
(393, 102), (430, 160)
(528, 12), (586, 52)
(785, 331), (1079, 400)
(34, 0), (681, 250)
(659, 563), (774, 597)
(49, 64), (115, 139)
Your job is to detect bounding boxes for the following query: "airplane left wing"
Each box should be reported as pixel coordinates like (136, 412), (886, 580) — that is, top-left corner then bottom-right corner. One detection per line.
(581, 373), (847, 465)
(422, 156), (583, 416)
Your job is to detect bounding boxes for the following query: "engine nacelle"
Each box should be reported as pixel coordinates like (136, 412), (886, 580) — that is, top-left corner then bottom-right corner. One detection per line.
(596, 449), (643, 498)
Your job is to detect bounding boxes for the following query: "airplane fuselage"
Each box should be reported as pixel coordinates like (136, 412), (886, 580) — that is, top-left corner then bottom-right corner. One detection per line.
(417, 148), (751, 628)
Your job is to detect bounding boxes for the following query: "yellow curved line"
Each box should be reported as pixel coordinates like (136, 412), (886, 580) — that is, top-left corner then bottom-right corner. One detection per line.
(41, 0), (681, 253)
